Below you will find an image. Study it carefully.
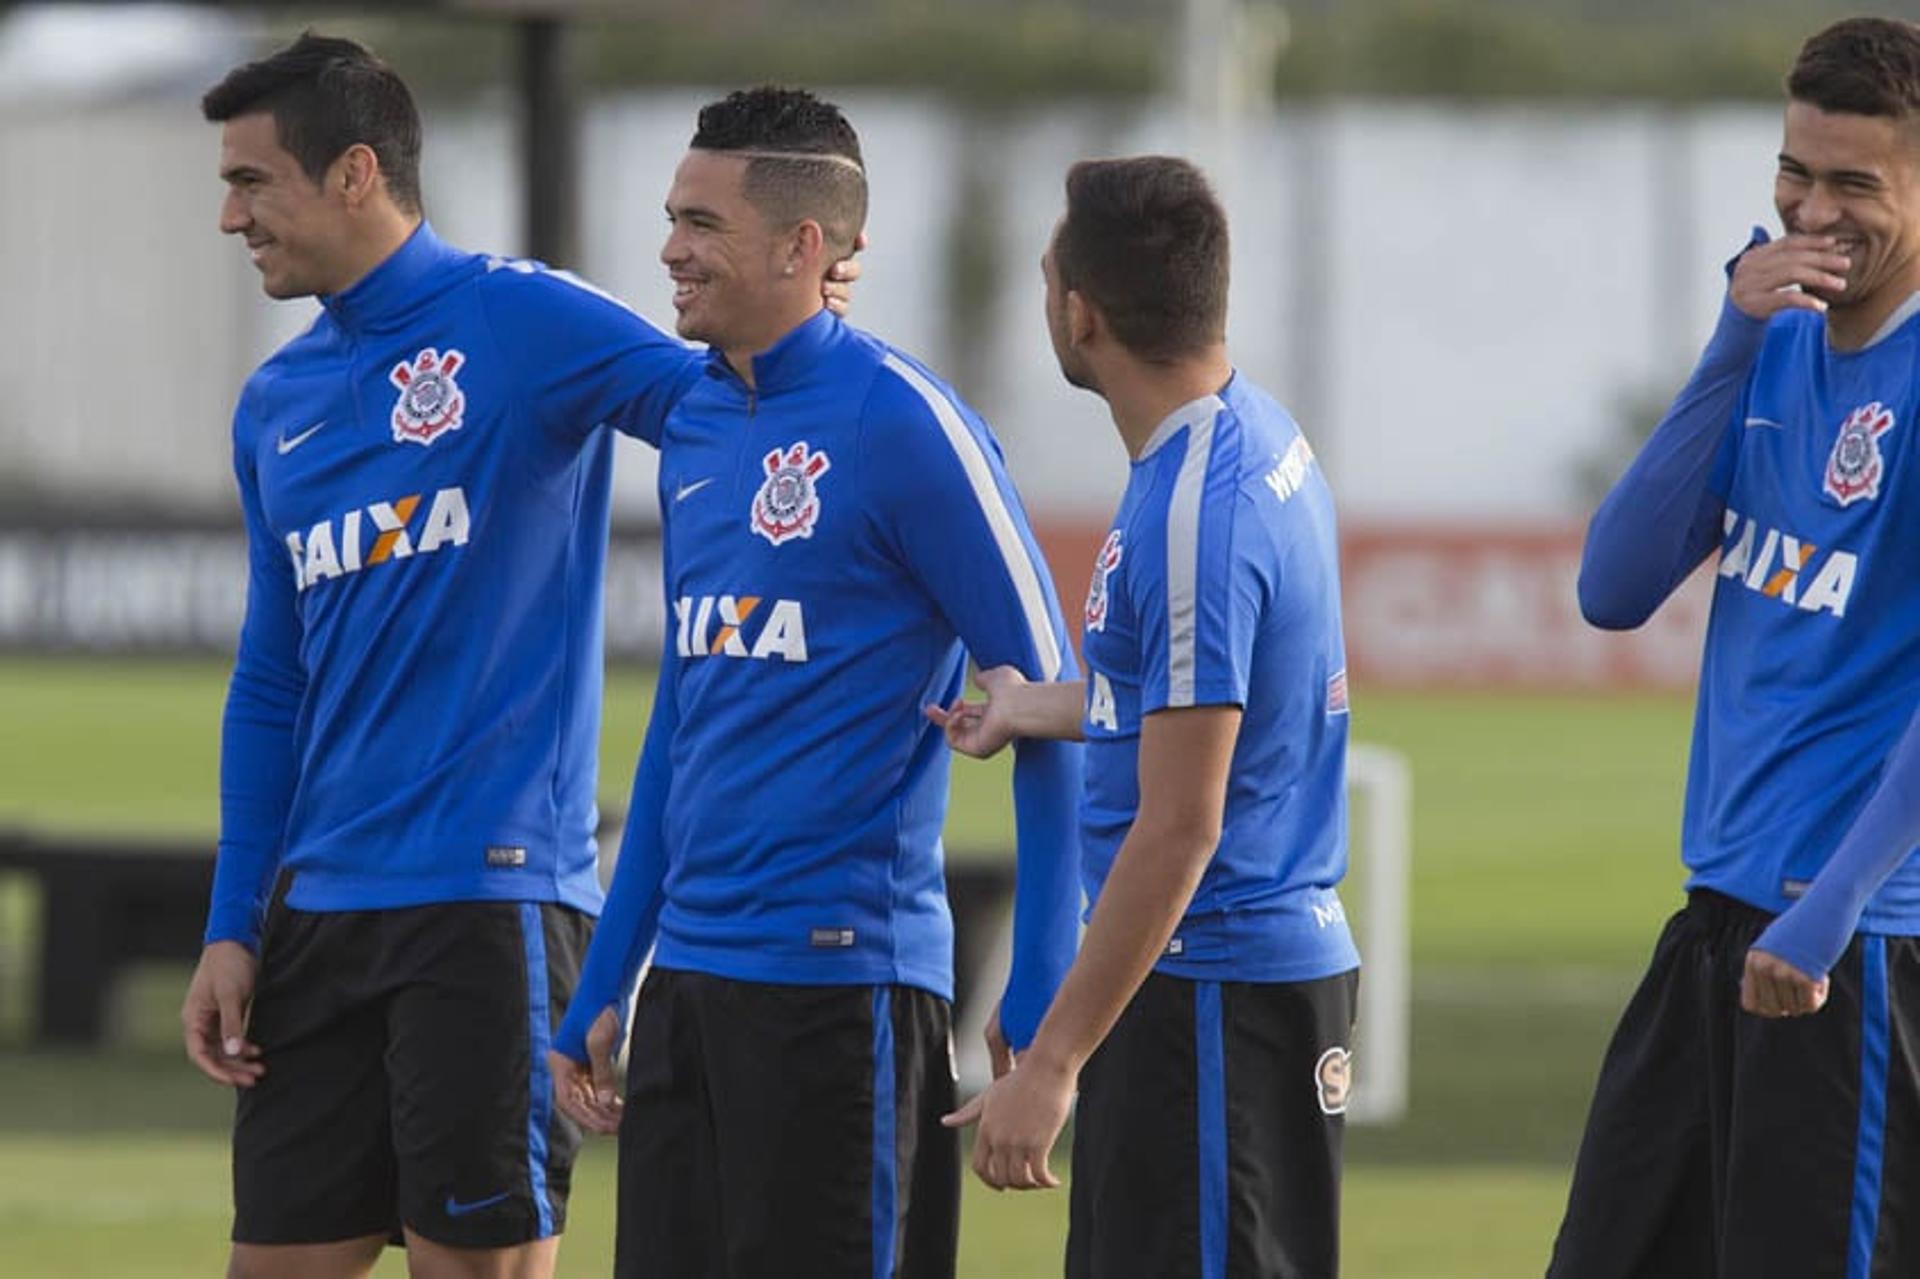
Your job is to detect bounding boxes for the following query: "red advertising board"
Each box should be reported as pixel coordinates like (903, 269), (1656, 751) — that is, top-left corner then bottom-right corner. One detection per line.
(1033, 521), (1709, 692)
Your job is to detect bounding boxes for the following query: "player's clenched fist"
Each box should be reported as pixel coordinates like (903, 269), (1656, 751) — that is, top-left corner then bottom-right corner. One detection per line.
(1729, 232), (1852, 319)
(1740, 946), (1831, 1019)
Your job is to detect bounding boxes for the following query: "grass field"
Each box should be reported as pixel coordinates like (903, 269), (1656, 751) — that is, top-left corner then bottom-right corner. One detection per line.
(0, 657), (1701, 1276)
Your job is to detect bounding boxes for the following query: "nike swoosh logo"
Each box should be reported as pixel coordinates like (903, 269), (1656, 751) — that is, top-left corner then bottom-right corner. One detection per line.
(276, 421), (327, 455)
(444, 1190), (511, 1218)
(1744, 416), (1787, 431)
(674, 477), (716, 502)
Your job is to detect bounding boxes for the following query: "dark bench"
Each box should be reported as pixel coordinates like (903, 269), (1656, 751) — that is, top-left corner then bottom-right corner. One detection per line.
(0, 828), (1016, 1047)
(0, 830), (215, 1044)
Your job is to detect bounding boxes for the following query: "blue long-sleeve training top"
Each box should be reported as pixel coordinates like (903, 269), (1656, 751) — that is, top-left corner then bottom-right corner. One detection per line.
(558, 309), (1083, 1056)
(208, 223), (699, 947)
(1579, 234), (1920, 974)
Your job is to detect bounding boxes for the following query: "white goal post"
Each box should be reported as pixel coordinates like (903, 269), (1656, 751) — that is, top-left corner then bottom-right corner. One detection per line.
(953, 741), (1412, 1126)
(1344, 742), (1411, 1125)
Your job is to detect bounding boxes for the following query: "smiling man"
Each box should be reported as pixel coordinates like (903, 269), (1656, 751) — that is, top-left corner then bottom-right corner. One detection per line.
(548, 88), (1083, 1279)
(178, 34), (866, 1279)
(1559, 16), (1920, 1277)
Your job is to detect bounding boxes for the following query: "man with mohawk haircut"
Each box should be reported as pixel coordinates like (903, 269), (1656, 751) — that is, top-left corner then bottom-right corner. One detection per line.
(552, 87), (1084, 1278)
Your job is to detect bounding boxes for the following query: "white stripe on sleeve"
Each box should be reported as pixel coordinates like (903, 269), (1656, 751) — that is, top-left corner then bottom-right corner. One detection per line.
(1164, 399), (1225, 707)
(881, 354), (1062, 680)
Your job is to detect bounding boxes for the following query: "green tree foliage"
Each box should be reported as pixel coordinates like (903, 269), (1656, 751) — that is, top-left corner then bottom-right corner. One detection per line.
(282, 0), (1882, 104)
(1276, 0), (1841, 101)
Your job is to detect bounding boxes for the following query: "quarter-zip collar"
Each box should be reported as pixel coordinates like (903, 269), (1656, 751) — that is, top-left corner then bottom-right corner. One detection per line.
(704, 307), (844, 395)
(319, 221), (467, 336)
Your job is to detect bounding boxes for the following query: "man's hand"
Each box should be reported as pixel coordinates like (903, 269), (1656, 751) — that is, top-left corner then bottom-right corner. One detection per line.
(551, 1005), (625, 1135)
(925, 665), (1030, 760)
(181, 940), (264, 1087)
(942, 1054), (1073, 1191)
(1741, 946), (1831, 1019)
(822, 231), (868, 317)
(1729, 234), (1851, 320)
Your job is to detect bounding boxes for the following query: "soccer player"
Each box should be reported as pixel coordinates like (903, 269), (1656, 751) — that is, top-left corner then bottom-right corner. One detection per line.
(1555, 17), (1920, 1277)
(547, 88), (1083, 1278)
(931, 156), (1360, 1278)
(177, 35), (854, 1279)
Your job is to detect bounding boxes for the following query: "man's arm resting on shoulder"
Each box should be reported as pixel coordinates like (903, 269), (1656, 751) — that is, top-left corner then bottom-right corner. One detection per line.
(1746, 702), (1920, 1016)
(490, 240), (866, 448)
(1578, 229), (1848, 629)
(948, 703), (1239, 1190)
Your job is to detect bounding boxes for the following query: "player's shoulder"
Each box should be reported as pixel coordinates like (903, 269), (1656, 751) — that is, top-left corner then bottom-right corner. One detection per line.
(1218, 376), (1303, 453)
(1754, 304), (1920, 404)
(1218, 377), (1324, 497)
(1133, 378), (1279, 489)
(855, 332), (992, 445)
(236, 313), (338, 440)
(469, 254), (675, 341)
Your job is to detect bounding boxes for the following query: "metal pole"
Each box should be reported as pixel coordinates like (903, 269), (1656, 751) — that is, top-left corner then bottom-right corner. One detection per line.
(518, 14), (579, 268)
(1271, 2), (1337, 472)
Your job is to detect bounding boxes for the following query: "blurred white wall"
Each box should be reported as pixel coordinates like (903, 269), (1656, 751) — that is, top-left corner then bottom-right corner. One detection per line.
(0, 91), (1785, 525)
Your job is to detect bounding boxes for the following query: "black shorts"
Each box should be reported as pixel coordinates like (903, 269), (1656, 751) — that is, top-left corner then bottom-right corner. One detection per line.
(231, 900), (589, 1249)
(615, 968), (959, 1279)
(1068, 968), (1359, 1279)
(1549, 889), (1920, 1279)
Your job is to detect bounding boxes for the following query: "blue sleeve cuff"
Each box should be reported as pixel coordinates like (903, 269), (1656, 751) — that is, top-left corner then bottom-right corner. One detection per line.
(998, 735), (1084, 1050)
(1752, 915), (1840, 984)
(202, 908), (264, 953)
(1754, 707), (1920, 977)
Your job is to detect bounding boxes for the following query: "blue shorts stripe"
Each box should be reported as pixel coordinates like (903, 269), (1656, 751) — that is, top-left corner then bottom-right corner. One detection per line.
(1847, 937), (1891, 1279)
(519, 903), (557, 1239)
(1196, 980), (1227, 1279)
(871, 986), (898, 1279)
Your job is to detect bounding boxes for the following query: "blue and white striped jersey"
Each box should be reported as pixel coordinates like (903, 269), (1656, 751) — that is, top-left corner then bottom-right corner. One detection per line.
(207, 223), (700, 946)
(1079, 375), (1359, 982)
(560, 310), (1083, 1054)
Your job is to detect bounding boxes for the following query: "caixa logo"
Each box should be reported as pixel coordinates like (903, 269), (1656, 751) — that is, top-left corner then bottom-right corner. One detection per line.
(674, 594), (809, 662)
(1718, 506), (1857, 618)
(283, 487), (470, 593)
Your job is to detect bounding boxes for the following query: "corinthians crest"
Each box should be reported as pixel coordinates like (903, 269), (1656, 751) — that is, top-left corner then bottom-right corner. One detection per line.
(751, 441), (831, 546)
(1085, 529), (1124, 633)
(1315, 1046), (1353, 1116)
(1824, 400), (1895, 506)
(388, 348), (467, 446)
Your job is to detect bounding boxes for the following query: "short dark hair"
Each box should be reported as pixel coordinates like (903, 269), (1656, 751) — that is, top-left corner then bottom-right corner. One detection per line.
(1788, 17), (1920, 120)
(691, 86), (867, 258)
(202, 32), (423, 213)
(1054, 156), (1229, 361)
